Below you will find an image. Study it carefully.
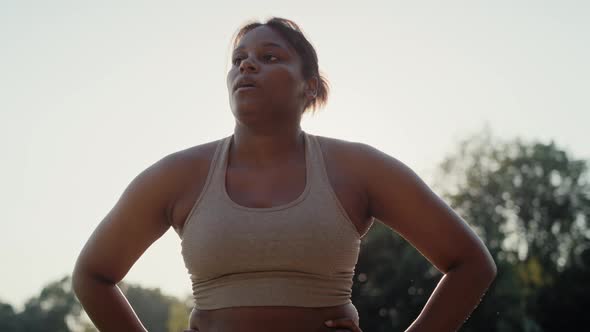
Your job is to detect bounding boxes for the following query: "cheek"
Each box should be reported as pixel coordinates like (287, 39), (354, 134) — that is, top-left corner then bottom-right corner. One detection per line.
(227, 68), (239, 91)
(226, 73), (233, 91)
(267, 68), (305, 98)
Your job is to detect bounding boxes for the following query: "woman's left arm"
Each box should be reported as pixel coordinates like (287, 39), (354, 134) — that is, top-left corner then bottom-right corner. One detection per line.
(356, 143), (497, 332)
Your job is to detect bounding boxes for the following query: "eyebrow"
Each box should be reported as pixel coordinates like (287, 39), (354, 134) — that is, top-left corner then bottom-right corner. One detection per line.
(233, 42), (287, 53)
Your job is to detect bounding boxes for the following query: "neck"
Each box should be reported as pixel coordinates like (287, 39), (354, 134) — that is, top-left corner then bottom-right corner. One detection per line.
(230, 123), (305, 168)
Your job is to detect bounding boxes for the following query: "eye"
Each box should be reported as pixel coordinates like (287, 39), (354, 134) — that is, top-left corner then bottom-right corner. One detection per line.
(263, 54), (279, 62)
(232, 55), (245, 66)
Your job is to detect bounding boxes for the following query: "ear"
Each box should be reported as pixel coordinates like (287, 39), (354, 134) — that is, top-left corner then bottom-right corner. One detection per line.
(305, 76), (319, 101)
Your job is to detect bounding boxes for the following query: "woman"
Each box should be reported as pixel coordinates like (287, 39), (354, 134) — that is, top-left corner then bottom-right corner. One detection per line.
(73, 17), (496, 332)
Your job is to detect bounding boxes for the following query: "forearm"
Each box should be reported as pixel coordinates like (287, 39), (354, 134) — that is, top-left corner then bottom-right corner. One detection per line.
(405, 260), (496, 332)
(72, 273), (147, 332)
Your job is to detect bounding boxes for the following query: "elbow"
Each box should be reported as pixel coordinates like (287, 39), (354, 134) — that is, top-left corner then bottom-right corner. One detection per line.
(489, 259), (498, 277)
(71, 259), (111, 299)
(72, 261), (119, 290)
(473, 251), (497, 283)
(72, 260), (88, 299)
(455, 250), (497, 282)
(483, 247), (498, 279)
(472, 242), (497, 280)
(480, 261), (497, 286)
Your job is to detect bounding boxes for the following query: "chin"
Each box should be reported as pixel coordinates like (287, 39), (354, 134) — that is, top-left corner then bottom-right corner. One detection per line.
(231, 104), (267, 121)
(231, 97), (268, 113)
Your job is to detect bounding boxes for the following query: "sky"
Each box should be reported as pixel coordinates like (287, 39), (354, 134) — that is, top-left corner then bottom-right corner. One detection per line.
(1, 0), (589, 308)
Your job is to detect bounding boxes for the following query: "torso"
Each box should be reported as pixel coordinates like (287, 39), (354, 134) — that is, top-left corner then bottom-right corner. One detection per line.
(187, 303), (360, 332)
(168, 134), (372, 332)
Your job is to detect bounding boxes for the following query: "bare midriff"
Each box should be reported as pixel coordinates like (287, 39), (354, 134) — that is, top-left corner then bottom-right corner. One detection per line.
(189, 302), (359, 332)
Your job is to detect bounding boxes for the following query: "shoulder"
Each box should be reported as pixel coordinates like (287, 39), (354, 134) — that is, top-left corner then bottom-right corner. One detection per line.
(156, 138), (224, 191)
(164, 138), (223, 172)
(314, 134), (369, 162)
(314, 134), (384, 158)
(319, 137), (438, 229)
(313, 134), (417, 206)
(131, 138), (225, 222)
(313, 134), (404, 178)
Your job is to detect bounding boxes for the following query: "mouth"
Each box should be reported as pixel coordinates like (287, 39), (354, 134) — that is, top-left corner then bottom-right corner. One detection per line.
(233, 79), (258, 93)
(235, 84), (256, 92)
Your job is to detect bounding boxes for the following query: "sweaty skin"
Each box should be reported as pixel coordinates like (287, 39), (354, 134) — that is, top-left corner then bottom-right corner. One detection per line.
(178, 25), (369, 331)
(74, 22), (495, 332)
(181, 24), (494, 330)
(170, 135), (370, 331)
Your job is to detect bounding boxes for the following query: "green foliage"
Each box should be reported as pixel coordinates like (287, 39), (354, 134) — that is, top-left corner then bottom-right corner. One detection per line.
(2, 129), (588, 331)
(352, 221), (441, 332)
(120, 283), (191, 332)
(436, 128), (589, 331)
(0, 302), (20, 332)
(0, 277), (190, 332)
(353, 128), (589, 331)
(439, 126), (590, 331)
(533, 239), (590, 330)
(121, 284), (171, 332)
(167, 299), (192, 332)
(0, 276), (92, 332)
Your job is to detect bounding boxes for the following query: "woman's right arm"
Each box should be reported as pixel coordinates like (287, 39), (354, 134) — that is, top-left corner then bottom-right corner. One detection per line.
(72, 154), (182, 331)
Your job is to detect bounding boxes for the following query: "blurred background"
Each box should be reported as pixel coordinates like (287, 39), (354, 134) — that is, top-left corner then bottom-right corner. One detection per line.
(1, 0), (588, 331)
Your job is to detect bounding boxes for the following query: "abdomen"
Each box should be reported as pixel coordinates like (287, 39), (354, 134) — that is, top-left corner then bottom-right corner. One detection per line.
(189, 302), (359, 332)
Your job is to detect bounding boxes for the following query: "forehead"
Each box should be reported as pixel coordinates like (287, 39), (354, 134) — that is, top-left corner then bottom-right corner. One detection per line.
(233, 26), (293, 52)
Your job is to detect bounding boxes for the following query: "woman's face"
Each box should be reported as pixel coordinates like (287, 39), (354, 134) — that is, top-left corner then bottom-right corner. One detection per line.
(227, 26), (310, 124)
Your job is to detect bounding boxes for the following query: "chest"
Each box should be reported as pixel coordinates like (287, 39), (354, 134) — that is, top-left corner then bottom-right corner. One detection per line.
(225, 163), (307, 209)
(182, 192), (360, 279)
(173, 141), (372, 238)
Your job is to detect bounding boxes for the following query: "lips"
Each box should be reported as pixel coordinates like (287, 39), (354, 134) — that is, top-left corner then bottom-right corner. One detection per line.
(233, 77), (258, 93)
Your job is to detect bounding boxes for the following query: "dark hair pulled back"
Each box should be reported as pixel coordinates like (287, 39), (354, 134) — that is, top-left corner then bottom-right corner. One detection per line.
(232, 17), (329, 114)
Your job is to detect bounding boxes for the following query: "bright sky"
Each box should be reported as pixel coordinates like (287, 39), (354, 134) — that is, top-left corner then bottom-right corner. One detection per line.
(1, 0), (589, 308)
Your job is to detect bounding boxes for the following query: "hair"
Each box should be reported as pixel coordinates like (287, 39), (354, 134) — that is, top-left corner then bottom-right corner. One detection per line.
(231, 17), (329, 114)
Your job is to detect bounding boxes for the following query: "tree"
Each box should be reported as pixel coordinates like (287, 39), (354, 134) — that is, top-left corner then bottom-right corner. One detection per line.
(121, 283), (191, 332)
(12, 276), (92, 332)
(167, 298), (193, 332)
(0, 277), (190, 332)
(353, 127), (590, 331)
(352, 222), (441, 332)
(434, 128), (590, 331)
(0, 301), (20, 332)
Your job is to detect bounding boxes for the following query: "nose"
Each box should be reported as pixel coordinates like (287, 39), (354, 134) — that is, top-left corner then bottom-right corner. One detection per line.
(239, 56), (258, 74)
